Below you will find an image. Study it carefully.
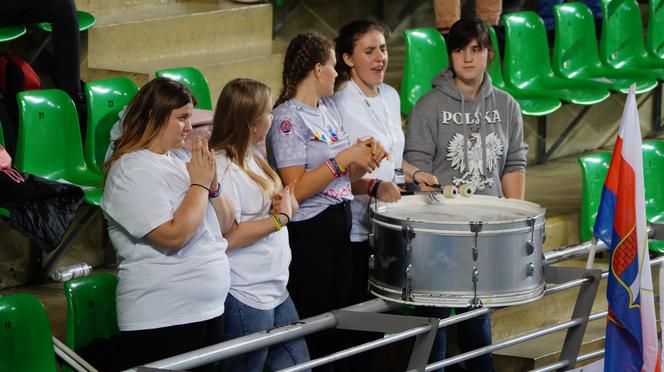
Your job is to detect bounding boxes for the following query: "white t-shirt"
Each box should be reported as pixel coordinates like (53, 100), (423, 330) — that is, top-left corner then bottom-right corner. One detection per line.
(333, 81), (404, 242)
(216, 149), (291, 310)
(101, 149), (230, 331)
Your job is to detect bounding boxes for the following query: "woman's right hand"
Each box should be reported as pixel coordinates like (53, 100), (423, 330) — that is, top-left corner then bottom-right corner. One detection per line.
(187, 137), (215, 187)
(338, 138), (379, 173)
(275, 184), (297, 219)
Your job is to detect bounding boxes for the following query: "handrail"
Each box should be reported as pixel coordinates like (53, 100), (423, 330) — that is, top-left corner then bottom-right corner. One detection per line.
(135, 246), (663, 371)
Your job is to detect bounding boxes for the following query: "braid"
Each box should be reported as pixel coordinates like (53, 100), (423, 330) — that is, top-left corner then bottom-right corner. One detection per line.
(275, 32), (333, 107)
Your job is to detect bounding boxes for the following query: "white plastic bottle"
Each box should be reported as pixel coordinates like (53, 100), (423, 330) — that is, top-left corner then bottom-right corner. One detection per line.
(50, 262), (92, 282)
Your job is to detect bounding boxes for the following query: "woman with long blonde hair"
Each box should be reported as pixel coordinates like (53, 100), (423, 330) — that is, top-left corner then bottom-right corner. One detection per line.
(100, 77), (234, 370)
(209, 78), (309, 371)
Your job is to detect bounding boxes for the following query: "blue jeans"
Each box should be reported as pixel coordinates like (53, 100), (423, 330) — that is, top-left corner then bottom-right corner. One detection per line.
(414, 307), (493, 372)
(223, 294), (310, 372)
(537, 0), (602, 30)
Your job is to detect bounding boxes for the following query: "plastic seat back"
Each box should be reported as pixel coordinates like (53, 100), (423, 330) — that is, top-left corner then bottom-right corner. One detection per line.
(578, 151), (612, 242)
(486, 24), (505, 88)
(16, 90), (87, 179)
(400, 28), (449, 116)
(503, 12), (555, 86)
(643, 141), (664, 225)
(553, 3), (603, 77)
(599, 0), (648, 66)
(155, 67), (212, 110)
(647, 0), (664, 58)
(85, 78), (139, 172)
(64, 273), (119, 352)
(0, 294), (57, 372)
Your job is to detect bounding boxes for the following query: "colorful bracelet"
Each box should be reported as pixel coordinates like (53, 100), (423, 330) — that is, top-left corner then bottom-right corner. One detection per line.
(272, 214), (282, 231)
(367, 178), (382, 197)
(209, 182), (221, 199)
(325, 159), (341, 178)
(329, 157), (346, 175)
(191, 183), (210, 193)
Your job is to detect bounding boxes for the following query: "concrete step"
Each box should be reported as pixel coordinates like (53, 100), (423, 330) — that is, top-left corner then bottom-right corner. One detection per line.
(87, 1), (272, 68)
(82, 50), (284, 105)
(75, 0), (179, 13)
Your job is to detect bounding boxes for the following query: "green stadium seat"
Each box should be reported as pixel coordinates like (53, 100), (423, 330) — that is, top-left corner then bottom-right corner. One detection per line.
(552, 2), (658, 94)
(647, 0), (664, 59)
(0, 25), (26, 42)
(400, 28), (449, 116)
(1, 119), (10, 218)
(599, 0), (664, 79)
(487, 23), (561, 116)
(0, 294), (57, 372)
(16, 89), (103, 205)
(34, 10), (96, 32)
(155, 67), (213, 110)
(503, 11), (611, 105)
(64, 273), (119, 354)
(85, 78), (139, 172)
(578, 140), (664, 253)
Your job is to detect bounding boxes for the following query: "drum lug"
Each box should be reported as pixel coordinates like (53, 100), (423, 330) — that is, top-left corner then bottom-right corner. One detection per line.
(368, 232), (375, 248)
(402, 222), (415, 258)
(468, 266), (483, 308)
(368, 254), (375, 272)
(402, 264), (413, 301)
(526, 263), (535, 277)
(526, 217), (536, 256)
(470, 221), (483, 262)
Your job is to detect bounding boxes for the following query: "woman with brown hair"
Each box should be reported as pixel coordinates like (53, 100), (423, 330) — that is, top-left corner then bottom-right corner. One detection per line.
(101, 77), (234, 369)
(267, 32), (387, 369)
(209, 78), (309, 371)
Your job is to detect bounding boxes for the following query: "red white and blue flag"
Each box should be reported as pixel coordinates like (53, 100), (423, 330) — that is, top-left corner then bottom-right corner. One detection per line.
(594, 85), (660, 372)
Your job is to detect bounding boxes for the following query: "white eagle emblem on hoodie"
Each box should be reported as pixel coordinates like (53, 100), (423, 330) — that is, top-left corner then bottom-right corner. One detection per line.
(446, 132), (503, 192)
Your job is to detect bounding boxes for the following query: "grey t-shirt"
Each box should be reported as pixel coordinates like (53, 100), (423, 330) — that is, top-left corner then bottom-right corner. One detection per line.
(268, 97), (353, 221)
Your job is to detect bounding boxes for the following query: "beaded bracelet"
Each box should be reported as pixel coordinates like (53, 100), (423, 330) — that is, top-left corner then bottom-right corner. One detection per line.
(209, 182), (222, 199)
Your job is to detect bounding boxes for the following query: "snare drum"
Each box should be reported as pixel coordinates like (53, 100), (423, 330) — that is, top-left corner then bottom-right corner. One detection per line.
(368, 194), (546, 307)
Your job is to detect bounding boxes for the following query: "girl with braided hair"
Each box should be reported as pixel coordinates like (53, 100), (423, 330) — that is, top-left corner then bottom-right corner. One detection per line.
(267, 32), (388, 369)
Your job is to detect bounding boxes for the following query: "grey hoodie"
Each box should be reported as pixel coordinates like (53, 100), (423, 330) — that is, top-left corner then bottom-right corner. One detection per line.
(404, 68), (527, 197)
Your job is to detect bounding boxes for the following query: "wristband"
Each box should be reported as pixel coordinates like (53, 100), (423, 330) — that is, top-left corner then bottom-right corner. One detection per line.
(329, 157), (346, 175)
(209, 182), (221, 199)
(278, 212), (291, 226)
(272, 214), (282, 231)
(325, 160), (340, 178)
(412, 170), (424, 184)
(367, 178), (382, 197)
(191, 183), (210, 193)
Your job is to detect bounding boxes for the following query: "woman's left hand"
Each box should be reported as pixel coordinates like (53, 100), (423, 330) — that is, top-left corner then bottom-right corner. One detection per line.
(414, 171), (439, 192)
(376, 181), (401, 203)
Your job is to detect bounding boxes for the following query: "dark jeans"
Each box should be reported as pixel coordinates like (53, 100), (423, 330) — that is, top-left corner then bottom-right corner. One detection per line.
(287, 202), (353, 372)
(0, 0), (81, 97)
(414, 307), (493, 372)
(537, 0), (602, 30)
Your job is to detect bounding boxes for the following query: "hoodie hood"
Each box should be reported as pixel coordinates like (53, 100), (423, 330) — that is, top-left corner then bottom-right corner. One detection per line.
(431, 68), (495, 102)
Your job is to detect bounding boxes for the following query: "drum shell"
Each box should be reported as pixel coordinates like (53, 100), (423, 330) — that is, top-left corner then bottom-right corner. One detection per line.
(369, 195), (546, 307)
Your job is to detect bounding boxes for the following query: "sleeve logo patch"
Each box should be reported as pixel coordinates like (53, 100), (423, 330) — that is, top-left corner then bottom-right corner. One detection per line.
(278, 119), (293, 136)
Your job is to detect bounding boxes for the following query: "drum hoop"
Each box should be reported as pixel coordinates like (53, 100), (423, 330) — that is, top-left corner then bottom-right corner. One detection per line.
(371, 218), (545, 236)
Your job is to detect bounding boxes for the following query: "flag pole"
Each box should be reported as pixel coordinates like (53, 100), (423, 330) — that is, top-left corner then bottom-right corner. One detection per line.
(586, 236), (598, 269)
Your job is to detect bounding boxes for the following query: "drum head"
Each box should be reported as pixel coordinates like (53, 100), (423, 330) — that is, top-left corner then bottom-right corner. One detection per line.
(371, 194), (545, 225)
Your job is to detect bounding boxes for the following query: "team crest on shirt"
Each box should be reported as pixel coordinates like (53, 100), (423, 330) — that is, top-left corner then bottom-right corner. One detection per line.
(278, 119), (293, 136)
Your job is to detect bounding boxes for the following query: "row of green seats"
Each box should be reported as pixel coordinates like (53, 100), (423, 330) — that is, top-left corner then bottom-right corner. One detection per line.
(0, 11), (95, 43)
(401, 0), (664, 117)
(0, 273), (119, 372)
(578, 141), (664, 253)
